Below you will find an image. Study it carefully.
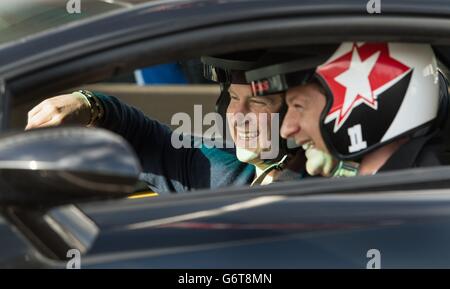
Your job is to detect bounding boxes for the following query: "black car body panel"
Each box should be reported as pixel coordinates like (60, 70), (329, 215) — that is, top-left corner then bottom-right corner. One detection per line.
(11, 186), (450, 268)
(81, 192), (450, 268)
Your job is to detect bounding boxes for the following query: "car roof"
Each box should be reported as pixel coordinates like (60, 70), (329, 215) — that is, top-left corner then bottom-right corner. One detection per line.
(1, 0), (450, 77)
(0, 0), (153, 46)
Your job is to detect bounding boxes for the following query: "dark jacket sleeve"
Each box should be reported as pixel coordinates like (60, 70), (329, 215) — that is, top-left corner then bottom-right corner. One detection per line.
(91, 92), (254, 193)
(93, 92), (210, 193)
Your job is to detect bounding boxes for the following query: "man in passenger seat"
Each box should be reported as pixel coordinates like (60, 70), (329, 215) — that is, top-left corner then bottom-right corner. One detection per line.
(245, 42), (450, 177)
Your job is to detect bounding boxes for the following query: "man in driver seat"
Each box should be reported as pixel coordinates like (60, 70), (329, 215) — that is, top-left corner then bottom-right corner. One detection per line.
(25, 52), (304, 193)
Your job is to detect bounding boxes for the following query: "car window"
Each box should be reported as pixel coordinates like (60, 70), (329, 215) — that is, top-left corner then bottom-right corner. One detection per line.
(12, 59), (219, 134)
(8, 42), (450, 198)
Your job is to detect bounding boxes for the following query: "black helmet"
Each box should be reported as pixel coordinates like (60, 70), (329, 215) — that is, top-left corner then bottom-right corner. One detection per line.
(201, 52), (261, 84)
(201, 51), (292, 162)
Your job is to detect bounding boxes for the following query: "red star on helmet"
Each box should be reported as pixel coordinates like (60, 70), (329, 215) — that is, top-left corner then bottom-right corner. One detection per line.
(316, 43), (411, 132)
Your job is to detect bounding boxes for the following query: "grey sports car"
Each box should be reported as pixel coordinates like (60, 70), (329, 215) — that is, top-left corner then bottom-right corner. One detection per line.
(1, 0), (450, 269)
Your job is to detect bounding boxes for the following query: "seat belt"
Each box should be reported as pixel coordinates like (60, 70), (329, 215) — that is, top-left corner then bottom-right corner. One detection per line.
(251, 155), (288, 186)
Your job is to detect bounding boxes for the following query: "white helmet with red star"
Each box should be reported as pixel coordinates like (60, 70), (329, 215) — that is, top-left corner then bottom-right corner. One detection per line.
(246, 42), (448, 160)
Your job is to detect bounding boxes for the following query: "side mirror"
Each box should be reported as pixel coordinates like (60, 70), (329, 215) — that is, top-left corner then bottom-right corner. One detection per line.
(0, 127), (141, 207)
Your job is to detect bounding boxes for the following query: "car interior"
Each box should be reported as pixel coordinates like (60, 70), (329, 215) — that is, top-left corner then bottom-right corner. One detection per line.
(4, 44), (450, 198)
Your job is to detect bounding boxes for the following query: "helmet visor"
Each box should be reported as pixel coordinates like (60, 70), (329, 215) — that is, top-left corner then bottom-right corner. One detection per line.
(203, 63), (248, 84)
(249, 69), (316, 96)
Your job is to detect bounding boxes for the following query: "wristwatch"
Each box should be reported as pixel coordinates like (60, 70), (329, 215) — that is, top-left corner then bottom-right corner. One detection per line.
(77, 89), (104, 127)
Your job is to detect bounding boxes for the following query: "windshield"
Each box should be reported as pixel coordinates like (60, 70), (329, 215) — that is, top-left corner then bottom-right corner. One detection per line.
(0, 0), (142, 46)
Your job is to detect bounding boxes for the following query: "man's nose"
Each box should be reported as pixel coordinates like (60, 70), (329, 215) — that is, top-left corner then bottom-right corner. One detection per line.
(280, 107), (300, 139)
(234, 99), (249, 115)
(230, 101), (250, 124)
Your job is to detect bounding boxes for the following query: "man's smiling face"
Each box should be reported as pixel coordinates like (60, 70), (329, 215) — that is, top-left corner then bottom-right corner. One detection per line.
(226, 84), (283, 164)
(280, 82), (329, 155)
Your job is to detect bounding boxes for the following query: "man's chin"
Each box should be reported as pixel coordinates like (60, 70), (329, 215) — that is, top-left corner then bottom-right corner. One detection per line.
(235, 147), (260, 163)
